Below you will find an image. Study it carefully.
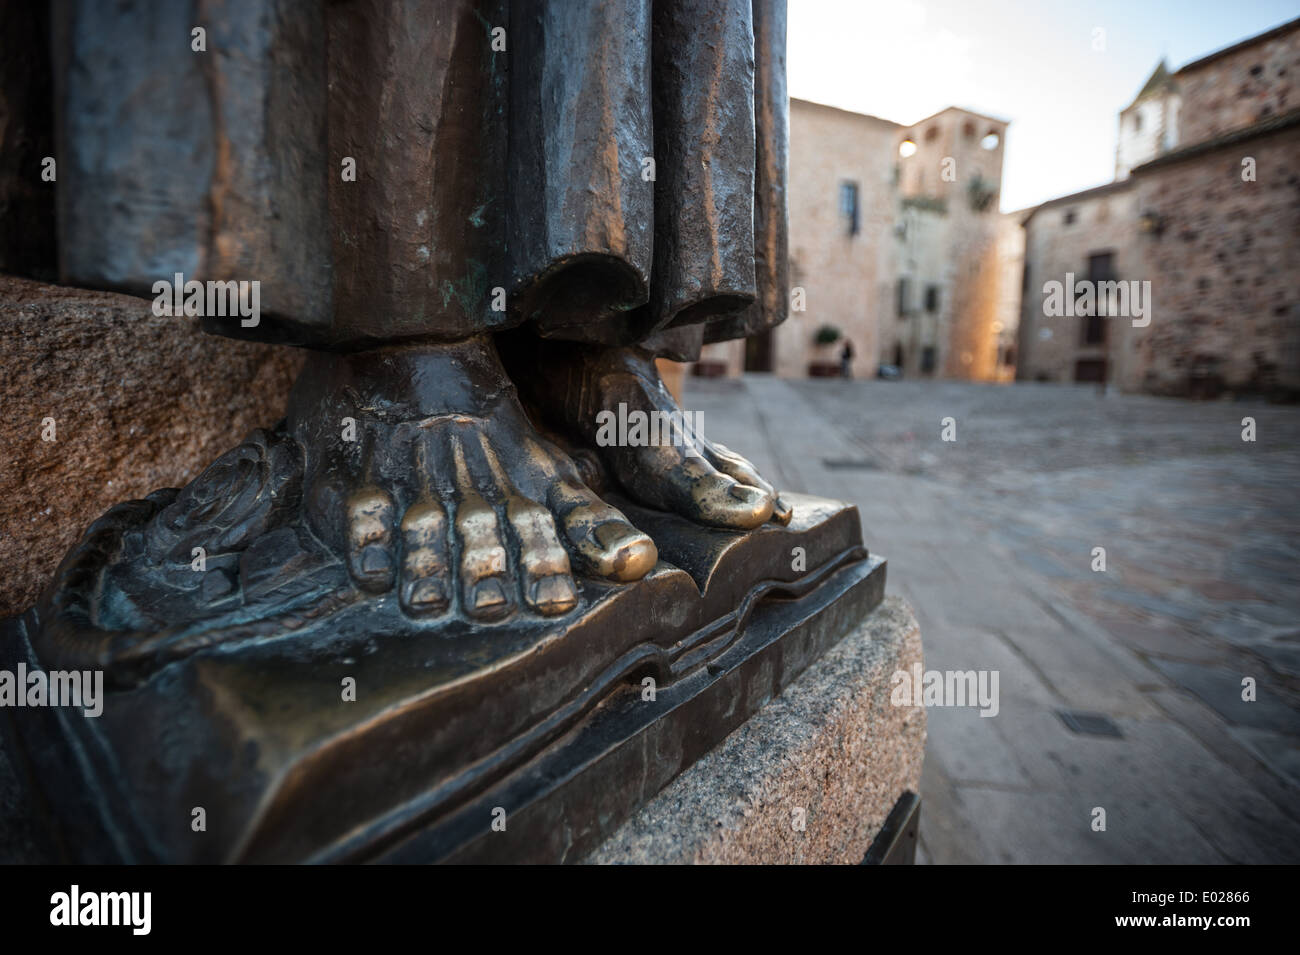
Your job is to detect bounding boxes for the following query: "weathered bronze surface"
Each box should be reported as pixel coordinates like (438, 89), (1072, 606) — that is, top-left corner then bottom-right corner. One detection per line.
(24, 0), (805, 676)
(5, 498), (878, 863)
(1, 0), (889, 864)
(39, 0), (787, 351)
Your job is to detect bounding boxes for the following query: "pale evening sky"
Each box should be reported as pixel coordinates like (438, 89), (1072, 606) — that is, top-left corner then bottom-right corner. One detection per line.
(787, 0), (1299, 212)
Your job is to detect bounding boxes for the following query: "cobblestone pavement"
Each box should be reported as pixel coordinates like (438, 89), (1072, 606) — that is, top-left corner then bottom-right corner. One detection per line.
(685, 374), (1300, 864)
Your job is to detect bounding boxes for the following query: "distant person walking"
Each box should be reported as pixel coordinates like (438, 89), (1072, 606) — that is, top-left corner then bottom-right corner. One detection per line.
(840, 340), (854, 378)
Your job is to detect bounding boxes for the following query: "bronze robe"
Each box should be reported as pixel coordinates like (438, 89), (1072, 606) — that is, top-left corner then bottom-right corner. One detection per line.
(16, 0), (788, 360)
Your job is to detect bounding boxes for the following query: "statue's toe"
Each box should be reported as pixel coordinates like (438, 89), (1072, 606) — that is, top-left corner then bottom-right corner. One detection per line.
(616, 445), (775, 530)
(398, 497), (451, 617)
(506, 497), (579, 616)
(704, 442), (791, 525)
(551, 481), (657, 583)
(686, 469), (775, 529)
(454, 499), (512, 622)
(345, 486), (398, 593)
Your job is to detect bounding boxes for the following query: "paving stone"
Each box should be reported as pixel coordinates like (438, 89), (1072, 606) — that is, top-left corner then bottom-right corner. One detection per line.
(1099, 588), (1207, 622)
(915, 759), (997, 865)
(923, 705), (1033, 789)
(1151, 659), (1299, 733)
(1226, 726), (1300, 788)
(1194, 580), (1269, 602)
(1248, 643), (1300, 679)
(1009, 547), (1077, 579)
(1068, 716), (1300, 864)
(1144, 686), (1300, 822)
(954, 786), (1225, 864)
(1095, 614), (1233, 666)
(683, 375), (1300, 865)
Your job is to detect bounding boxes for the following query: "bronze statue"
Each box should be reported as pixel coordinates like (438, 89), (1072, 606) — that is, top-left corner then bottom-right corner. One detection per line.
(3, 0), (883, 862)
(35, 0), (793, 671)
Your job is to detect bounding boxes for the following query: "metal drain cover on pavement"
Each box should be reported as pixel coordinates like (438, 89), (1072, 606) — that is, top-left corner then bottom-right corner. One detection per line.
(821, 458), (880, 470)
(1057, 710), (1123, 738)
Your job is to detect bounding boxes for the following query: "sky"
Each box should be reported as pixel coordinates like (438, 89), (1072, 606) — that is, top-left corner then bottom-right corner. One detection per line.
(787, 0), (1300, 212)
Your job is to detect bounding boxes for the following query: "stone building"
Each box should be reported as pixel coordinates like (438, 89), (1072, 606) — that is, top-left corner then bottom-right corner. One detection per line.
(784, 100), (901, 380)
(695, 99), (1014, 382)
(1017, 16), (1300, 398)
(1115, 60), (1180, 180)
(696, 99), (902, 379)
(991, 210), (1028, 382)
(1127, 117), (1300, 398)
(890, 108), (1010, 381)
(1016, 181), (1140, 384)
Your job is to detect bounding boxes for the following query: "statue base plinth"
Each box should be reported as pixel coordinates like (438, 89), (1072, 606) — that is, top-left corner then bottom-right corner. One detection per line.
(2, 494), (884, 863)
(586, 597), (925, 865)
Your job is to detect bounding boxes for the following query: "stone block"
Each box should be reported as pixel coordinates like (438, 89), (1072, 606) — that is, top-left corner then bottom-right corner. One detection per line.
(587, 596), (925, 864)
(0, 276), (303, 617)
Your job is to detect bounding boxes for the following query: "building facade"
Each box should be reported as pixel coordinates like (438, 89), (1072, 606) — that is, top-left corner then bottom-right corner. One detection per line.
(782, 100), (901, 380)
(694, 99), (1015, 382)
(1018, 17), (1300, 398)
(890, 108), (1011, 382)
(1016, 182), (1139, 385)
(1115, 61), (1180, 180)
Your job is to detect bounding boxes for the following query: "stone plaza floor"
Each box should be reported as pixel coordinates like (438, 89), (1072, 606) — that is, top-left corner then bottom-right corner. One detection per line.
(685, 374), (1300, 864)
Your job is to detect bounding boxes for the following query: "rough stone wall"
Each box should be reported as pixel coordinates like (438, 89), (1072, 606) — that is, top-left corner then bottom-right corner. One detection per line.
(1125, 126), (1300, 397)
(944, 119), (1009, 382)
(694, 338), (744, 377)
(588, 596), (925, 865)
(1015, 186), (1139, 384)
(1017, 21), (1300, 396)
(890, 204), (948, 377)
(901, 108), (1006, 213)
(0, 277), (304, 616)
(1177, 23), (1300, 146)
(776, 100), (902, 380)
(991, 211), (1027, 381)
(896, 108), (1008, 381)
(694, 103), (1013, 382)
(945, 216), (1003, 381)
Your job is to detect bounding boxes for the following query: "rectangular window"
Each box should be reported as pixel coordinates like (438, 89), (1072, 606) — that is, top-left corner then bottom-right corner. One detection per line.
(1088, 252), (1115, 281)
(925, 285), (940, 313)
(840, 181), (860, 236)
(897, 277), (911, 316)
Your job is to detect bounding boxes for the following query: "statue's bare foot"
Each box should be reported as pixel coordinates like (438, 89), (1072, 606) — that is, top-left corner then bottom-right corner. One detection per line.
(288, 337), (657, 621)
(501, 339), (792, 531)
(33, 337), (657, 683)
